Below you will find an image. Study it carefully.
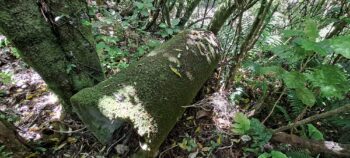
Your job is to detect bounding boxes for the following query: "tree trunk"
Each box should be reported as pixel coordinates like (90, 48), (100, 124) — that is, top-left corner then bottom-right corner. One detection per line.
(208, 1), (237, 35)
(178, 0), (202, 27)
(70, 30), (220, 157)
(175, 0), (185, 18)
(0, 0), (105, 110)
(272, 132), (350, 157)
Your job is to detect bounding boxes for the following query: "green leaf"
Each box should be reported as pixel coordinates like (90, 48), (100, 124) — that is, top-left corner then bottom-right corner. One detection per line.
(328, 35), (350, 59)
(159, 23), (167, 28)
(306, 65), (350, 99)
(0, 72), (12, 85)
(271, 44), (306, 63)
(166, 28), (174, 35)
(307, 124), (324, 141)
(232, 112), (250, 135)
(295, 38), (328, 56)
(81, 19), (91, 26)
(295, 87), (315, 107)
(169, 65), (182, 77)
(135, 2), (144, 9)
(171, 19), (180, 26)
(304, 19), (318, 41)
(258, 153), (271, 158)
(271, 151), (288, 158)
(66, 64), (76, 74)
(282, 71), (306, 89)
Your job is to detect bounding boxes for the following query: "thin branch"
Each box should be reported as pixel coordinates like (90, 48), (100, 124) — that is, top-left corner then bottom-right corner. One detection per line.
(262, 87), (287, 123)
(272, 132), (350, 157)
(273, 104), (350, 133)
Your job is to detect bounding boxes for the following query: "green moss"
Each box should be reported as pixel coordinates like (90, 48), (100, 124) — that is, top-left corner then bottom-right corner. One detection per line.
(0, 0), (104, 111)
(71, 30), (221, 156)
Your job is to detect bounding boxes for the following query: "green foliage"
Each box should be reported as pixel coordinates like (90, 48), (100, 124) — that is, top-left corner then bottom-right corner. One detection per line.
(178, 136), (198, 152)
(134, 0), (155, 17)
(307, 124), (324, 141)
(288, 90), (306, 118)
(295, 87), (315, 107)
(0, 111), (18, 123)
(285, 150), (313, 158)
(258, 150), (288, 158)
(306, 65), (349, 99)
(249, 119), (272, 149)
(0, 145), (12, 158)
(157, 19), (181, 38)
(328, 35), (350, 59)
(303, 19), (318, 42)
(232, 112), (251, 135)
(0, 72), (12, 85)
(282, 71), (305, 89)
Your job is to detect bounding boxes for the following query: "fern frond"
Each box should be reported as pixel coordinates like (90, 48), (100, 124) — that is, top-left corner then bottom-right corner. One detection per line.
(287, 90), (305, 118)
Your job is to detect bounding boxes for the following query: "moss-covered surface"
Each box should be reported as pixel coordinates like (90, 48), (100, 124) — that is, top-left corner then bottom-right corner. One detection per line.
(0, 0), (104, 110)
(208, 1), (237, 34)
(71, 30), (221, 157)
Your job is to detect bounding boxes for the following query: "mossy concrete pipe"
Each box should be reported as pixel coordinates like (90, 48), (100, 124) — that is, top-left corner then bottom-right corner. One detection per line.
(70, 30), (220, 157)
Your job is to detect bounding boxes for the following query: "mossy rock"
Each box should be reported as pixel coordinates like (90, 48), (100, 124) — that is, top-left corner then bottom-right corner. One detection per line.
(71, 30), (220, 157)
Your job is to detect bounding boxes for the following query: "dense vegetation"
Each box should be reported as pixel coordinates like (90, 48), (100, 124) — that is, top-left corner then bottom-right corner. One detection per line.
(0, 0), (349, 157)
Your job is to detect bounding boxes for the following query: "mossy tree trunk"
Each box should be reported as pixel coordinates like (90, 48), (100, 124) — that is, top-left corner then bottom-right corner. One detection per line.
(178, 0), (202, 27)
(70, 30), (220, 157)
(0, 0), (105, 110)
(208, 0), (237, 35)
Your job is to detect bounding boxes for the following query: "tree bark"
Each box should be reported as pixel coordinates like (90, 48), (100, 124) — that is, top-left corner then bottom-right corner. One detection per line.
(0, 0), (105, 110)
(208, 1), (237, 35)
(175, 0), (185, 18)
(70, 30), (220, 157)
(272, 132), (350, 157)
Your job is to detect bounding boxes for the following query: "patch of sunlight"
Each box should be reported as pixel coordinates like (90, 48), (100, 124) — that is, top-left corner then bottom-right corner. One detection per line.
(319, 23), (333, 39)
(47, 93), (59, 104)
(185, 71), (194, 81)
(324, 141), (343, 152)
(165, 54), (181, 65)
(51, 105), (62, 120)
(97, 85), (157, 142)
(147, 49), (161, 57)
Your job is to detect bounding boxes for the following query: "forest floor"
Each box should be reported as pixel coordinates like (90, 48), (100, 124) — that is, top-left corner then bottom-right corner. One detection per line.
(0, 49), (244, 157)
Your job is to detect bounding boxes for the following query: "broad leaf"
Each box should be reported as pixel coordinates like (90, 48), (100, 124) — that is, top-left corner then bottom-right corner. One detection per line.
(328, 35), (350, 59)
(307, 124), (324, 141)
(258, 153), (271, 158)
(295, 38), (328, 56)
(271, 151), (288, 158)
(295, 87), (315, 107)
(232, 112), (250, 135)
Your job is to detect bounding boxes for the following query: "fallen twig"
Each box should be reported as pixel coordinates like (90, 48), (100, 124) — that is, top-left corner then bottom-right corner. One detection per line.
(273, 104), (350, 133)
(272, 132), (350, 157)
